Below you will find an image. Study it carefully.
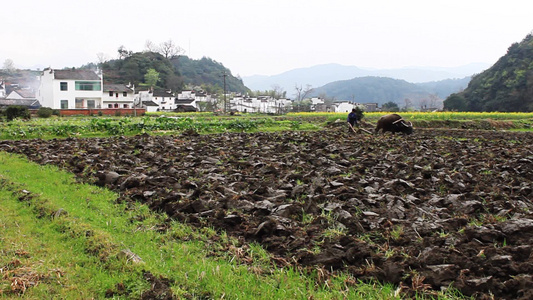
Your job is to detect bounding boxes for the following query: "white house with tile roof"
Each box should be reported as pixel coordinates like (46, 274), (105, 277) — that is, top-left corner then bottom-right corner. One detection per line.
(152, 89), (175, 111)
(102, 84), (135, 109)
(37, 68), (103, 109)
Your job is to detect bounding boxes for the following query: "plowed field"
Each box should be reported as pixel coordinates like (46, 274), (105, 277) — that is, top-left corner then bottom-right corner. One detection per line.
(1, 126), (532, 299)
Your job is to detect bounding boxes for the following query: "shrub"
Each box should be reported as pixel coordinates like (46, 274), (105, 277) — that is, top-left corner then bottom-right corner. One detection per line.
(52, 109), (61, 116)
(6, 106), (30, 121)
(37, 107), (54, 118)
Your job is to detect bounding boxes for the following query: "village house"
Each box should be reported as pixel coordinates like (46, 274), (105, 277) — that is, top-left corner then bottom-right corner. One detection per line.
(189, 91), (216, 111)
(37, 68), (103, 109)
(6, 89), (36, 101)
(142, 100), (160, 112)
(336, 101), (358, 112)
(229, 95), (291, 114)
(315, 103), (337, 112)
(175, 90), (198, 112)
(2, 89), (40, 109)
(152, 89), (175, 111)
(102, 84), (135, 109)
(363, 103), (379, 112)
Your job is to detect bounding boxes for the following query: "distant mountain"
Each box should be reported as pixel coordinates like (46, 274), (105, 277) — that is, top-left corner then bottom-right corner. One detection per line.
(243, 64), (369, 93)
(415, 77), (471, 99)
(310, 76), (432, 106)
(444, 33), (533, 112)
(242, 63), (489, 93)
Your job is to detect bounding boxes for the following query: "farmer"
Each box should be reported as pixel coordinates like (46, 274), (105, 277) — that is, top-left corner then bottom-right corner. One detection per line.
(347, 108), (358, 132)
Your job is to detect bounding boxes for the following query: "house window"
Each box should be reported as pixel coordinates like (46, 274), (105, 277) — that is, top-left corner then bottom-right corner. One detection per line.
(108, 104), (113, 108)
(123, 92), (127, 97)
(115, 93), (118, 98)
(114, 104), (119, 108)
(60, 82), (68, 91)
(87, 100), (96, 109)
(60, 100), (68, 109)
(109, 91), (113, 96)
(75, 99), (84, 108)
(75, 81), (101, 91)
(123, 104), (129, 108)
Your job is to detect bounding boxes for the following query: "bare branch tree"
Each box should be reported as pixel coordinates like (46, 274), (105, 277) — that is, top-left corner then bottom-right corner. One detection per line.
(158, 39), (184, 59)
(96, 52), (110, 67)
(294, 84), (313, 101)
(144, 40), (157, 52)
(2, 59), (15, 73)
(428, 94), (441, 109)
(271, 84), (286, 99)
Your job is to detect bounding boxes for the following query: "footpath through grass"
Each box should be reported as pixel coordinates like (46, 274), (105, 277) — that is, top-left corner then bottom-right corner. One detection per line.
(0, 151), (408, 299)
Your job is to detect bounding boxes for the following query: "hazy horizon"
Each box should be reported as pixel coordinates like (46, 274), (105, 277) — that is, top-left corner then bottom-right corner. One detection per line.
(2, 0), (531, 77)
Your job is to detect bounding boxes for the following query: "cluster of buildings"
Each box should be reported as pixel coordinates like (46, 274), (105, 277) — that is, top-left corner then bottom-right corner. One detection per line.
(1, 68), (378, 113)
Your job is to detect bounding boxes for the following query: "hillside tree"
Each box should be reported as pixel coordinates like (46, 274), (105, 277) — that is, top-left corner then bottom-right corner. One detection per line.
(144, 68), (160, 87)
(117, 45), (133, 60)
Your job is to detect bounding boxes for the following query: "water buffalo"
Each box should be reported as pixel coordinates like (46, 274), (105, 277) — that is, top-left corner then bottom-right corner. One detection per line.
(375, 113), (413, 134)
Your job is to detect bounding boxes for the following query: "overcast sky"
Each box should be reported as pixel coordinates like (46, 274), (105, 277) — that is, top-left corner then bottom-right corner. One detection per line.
(2, 0), (532, 77)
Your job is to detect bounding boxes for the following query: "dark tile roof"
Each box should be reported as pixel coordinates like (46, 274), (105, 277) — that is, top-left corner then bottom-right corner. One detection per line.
(175, 105), (197, 112)
(142, 100), (159, 106)
(175, 99), (195, 105)
(103, 84), (133, 92)
(52, 69), (101, 80)
(10, 89), (36, 99)
(0, 99), (40, 107)
(152, 90), (174, 97)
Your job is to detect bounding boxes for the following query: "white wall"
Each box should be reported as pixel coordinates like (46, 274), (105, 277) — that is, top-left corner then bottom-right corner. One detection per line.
(37, 71), (55, 108)
(336, 102), (356, 113)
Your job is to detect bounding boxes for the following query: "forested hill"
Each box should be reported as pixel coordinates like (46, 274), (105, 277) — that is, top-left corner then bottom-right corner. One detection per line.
(97, 52), (249, 94)
(174, 56), (250, 94)
(444, 33), (533, 112)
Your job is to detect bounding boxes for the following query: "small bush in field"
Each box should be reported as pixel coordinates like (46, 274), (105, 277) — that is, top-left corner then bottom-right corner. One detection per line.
(6, 106), (30, 121)
(37, 107), (54, 118)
